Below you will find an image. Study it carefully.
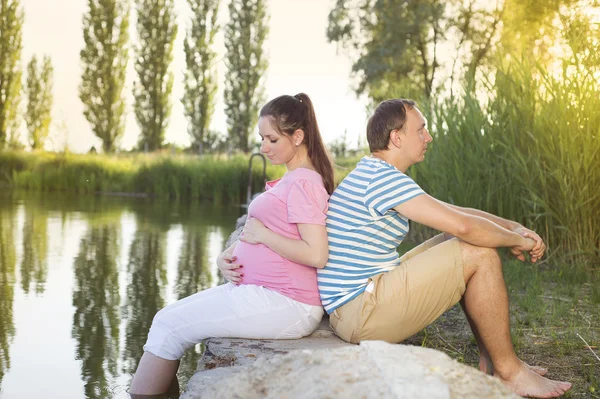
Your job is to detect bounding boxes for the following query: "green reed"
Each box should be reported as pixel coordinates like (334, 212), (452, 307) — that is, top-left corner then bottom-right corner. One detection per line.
(412, 58), (599, 270)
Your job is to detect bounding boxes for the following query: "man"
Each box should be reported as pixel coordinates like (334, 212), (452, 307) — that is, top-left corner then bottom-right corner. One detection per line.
(317, 99), (571, 398)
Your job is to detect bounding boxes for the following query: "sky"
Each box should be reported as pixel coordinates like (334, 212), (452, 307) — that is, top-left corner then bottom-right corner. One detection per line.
(19, 0), (370, 153)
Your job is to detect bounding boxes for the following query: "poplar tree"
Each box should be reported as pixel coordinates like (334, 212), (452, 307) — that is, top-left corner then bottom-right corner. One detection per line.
(25, 55), (54, 150)
(134, 0), (178, 151)
(224, 0), (269, 152)
(79, 0), (130, 153)
(0, 0), (24, 149)
(182, 0), (219, 154)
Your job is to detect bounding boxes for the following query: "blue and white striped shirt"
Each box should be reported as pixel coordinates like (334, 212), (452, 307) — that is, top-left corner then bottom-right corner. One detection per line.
(317, 156), (425, 313)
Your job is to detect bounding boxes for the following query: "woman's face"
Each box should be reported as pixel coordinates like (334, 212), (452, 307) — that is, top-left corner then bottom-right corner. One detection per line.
(258, 116), (296, 165)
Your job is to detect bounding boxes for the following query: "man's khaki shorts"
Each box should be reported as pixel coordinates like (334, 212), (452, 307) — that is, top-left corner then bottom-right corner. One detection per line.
(329, 233), (466, 344)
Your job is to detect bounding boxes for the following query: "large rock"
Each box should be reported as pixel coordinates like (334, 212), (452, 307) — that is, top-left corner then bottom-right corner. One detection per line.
(183, 340), (519, 399)
(182, 317), (352, 397)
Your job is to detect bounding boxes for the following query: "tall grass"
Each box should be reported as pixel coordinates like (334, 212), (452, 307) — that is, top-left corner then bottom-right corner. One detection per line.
(493, 61), (600, 267)
(412, 58), (599, 269)
(0, 152), (290, 205)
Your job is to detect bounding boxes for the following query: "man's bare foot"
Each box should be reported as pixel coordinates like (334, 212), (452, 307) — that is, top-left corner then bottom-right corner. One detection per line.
(479, 356), (548, 376)
(528, 364), (548, 376)
(497, 363), (571, 398)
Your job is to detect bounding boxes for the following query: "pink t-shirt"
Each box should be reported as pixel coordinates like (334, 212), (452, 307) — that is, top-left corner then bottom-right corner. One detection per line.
(233, 168), (329, 305)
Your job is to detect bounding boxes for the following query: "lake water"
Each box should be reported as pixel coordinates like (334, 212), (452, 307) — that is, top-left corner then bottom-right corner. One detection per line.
(0, 191), (240, 399)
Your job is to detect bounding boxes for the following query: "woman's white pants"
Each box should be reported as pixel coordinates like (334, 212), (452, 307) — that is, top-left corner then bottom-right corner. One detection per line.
(143, 283), (324, 360)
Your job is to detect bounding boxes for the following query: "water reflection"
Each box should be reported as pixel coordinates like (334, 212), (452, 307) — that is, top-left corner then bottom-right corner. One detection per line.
(0, 192), (239, 398)
(72, 224), (121, 399)
(172, 225), (214, 382)
(121, 223), (169, 377)
(20, 205), (48, 294)
(176, 226), (213, 297)
(0, 205), (17, 388)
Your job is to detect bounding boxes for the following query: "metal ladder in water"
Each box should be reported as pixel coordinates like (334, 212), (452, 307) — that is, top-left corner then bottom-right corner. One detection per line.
(244, 153), (267, 209)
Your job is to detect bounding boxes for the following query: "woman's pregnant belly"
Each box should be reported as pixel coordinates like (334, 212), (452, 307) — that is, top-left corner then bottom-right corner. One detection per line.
(233, 241), (291, 287)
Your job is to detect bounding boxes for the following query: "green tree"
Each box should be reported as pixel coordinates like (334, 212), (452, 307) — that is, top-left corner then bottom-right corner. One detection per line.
(79, 0), (130, 153)
(498, 0), (579, 60)
(224, 0), (269, 152)
(327, 0), (502, 102)
(134, 0), (178, 151)
(24, 55), (53, 150)
(182, 0), (220, 154)
(0, 0), (23, 149)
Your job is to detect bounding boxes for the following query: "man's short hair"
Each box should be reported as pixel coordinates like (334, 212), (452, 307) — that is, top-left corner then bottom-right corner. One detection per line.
(367, 99), (417, 152)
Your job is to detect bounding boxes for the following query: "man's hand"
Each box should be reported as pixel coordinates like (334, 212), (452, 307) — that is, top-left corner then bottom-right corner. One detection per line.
(217, 252), (243, 284)
(239, 217), (268, 245)
(511, 226), (546, 263)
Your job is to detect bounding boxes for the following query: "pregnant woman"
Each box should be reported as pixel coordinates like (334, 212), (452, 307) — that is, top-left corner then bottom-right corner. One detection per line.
(129, 93), (334, 396)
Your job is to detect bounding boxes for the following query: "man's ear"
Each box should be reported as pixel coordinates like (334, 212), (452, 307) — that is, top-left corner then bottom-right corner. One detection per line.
(390, 129), (402, 149)
(293, 129), (305, 146)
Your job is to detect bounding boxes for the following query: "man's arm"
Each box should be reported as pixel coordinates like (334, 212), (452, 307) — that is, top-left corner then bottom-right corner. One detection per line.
(433, 198), (545, 262)
(437, 199), (521, 231)
(394, 194), (534, 250)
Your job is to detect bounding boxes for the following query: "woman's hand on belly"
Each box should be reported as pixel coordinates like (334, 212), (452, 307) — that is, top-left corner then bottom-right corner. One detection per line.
(217, 252), (243, 284)
(240, 217), (268, 245)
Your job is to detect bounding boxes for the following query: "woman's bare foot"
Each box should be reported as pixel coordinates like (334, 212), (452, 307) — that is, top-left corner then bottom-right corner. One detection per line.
(479, 355), (547, 376)
(497, 363), (571, 398)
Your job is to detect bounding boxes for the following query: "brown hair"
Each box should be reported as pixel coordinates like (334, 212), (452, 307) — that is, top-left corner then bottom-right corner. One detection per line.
(367, 99), (417, 152)
(260, 93), (334, 195)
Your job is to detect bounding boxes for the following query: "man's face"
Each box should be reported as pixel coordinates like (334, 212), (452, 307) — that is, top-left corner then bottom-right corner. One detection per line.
(399, 107), (433, 165)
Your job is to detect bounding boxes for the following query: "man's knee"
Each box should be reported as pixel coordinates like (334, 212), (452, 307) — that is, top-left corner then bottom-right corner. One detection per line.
(459, 241), (501, 279)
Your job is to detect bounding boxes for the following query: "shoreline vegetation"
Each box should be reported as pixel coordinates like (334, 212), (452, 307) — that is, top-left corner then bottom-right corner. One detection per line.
(0, 150), (291, 205)
(2, 148), (597, 270)
(0, 150), (363, 202)
(1, 145), (598, 300)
